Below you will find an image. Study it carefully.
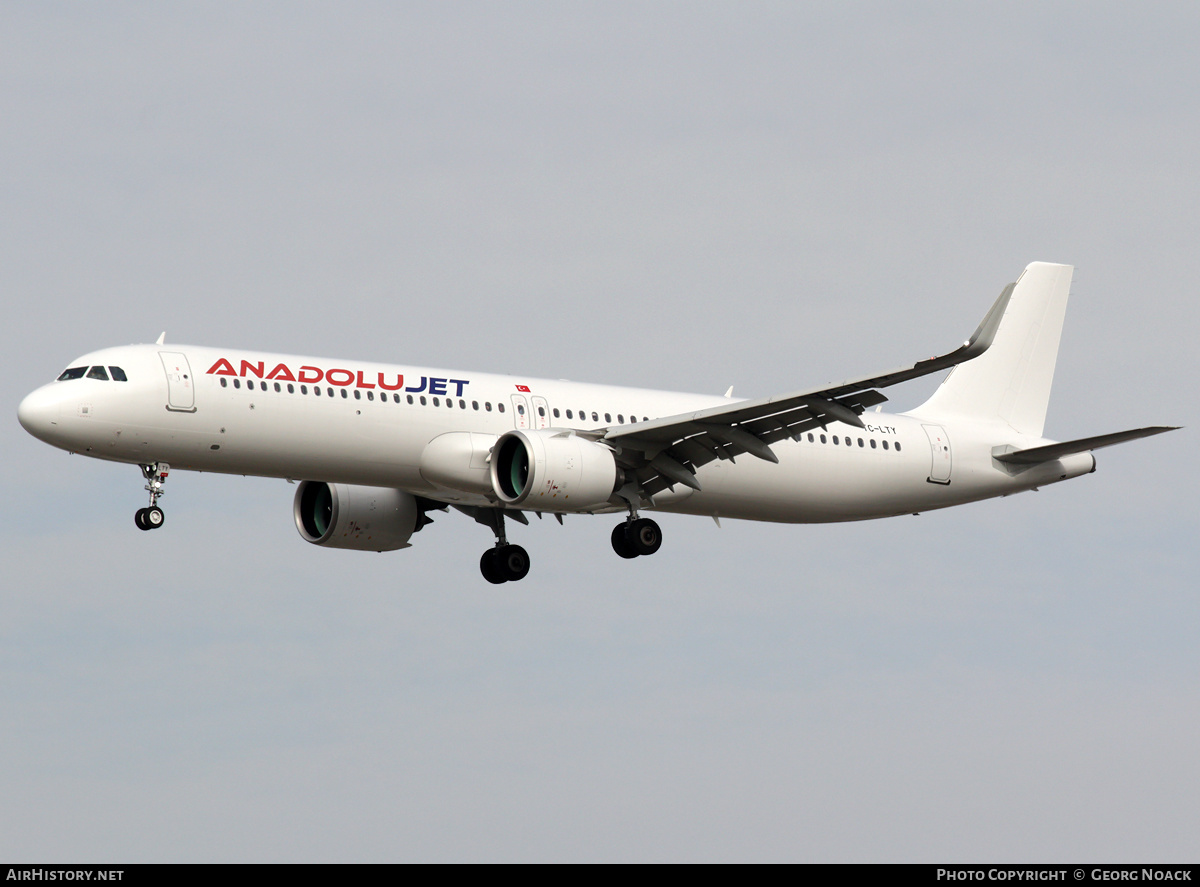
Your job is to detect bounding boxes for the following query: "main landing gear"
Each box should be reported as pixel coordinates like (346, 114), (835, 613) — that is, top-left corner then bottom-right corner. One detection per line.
(611, 514), (663, 559)
(134, 462), (169, 531)
(480, 544), (531, 585)
(478, 509), (530, 584)
(471, 507), (663, 583)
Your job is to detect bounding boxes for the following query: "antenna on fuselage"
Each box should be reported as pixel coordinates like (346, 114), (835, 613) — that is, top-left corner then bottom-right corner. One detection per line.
(155, 332), (165, 345)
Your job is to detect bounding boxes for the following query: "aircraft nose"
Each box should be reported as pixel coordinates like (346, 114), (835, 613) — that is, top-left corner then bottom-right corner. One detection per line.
(17, 386), (59, 441)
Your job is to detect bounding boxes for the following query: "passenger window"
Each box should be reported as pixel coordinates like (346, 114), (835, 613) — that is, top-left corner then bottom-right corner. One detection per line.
(820, 434), (827, 443)
(287, 383), (294, 394)
(485, 402), (492, 411)
(473, 401), (479, 410)
(498, 403), (505, 413)
(406, 395), (413, 404)
(353, 390), (361, 400)
(630, 416), (637, 423)
(274, 382), (281, 393)
(604, 413), (611, 423)
(234, 379), (241, 389)
(433, 397), (440, 406)
(895, 442), (902, 452)
(566, 409), (573, 419)
(109, 366), (128, 381)
(86, 366), (109, 381)
(832, 435), (839, 445)
(517, 404), (524, 415)
(807, 433), (814, 442)
(858, 438), (864, 447)
(552, 408), (560, 418)
(870, 439), (876, 449)
(327, 387), (334, 397)
(420, 396), (427, 405)
(537, 407), (545, 417)
(340, 389), (348, 399)
(882, 440), (889, 450)
(220, 377), (228, 388)
(591, 412), (598, 422)
(459, 399), (466, 409)
(365, 390), (372, 401)
(617, 414), (624, 424)
(393, 394), (400, 403)
(57, 367), (87, 381)
(313, 386), (320, 396)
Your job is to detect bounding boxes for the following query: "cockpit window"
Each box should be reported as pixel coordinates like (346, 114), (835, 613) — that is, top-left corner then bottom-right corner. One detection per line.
(109, 366), (128, 382)
(86, 366), (110, 381)
(57, 367), (87, 381)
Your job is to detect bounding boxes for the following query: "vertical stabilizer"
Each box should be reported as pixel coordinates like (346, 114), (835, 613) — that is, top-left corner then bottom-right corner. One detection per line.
(914, 262), (1072, 437)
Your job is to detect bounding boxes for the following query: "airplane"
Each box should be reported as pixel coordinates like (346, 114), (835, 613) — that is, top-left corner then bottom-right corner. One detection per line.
(17, 262), (1177, 584)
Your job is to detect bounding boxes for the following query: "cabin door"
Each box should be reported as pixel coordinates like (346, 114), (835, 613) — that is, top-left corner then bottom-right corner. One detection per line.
(159, 352), (196, 412)
(922, 424), (952, 484)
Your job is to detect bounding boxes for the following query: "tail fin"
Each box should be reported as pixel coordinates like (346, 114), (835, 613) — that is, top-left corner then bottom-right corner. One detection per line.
(915, 262), (1073, 437)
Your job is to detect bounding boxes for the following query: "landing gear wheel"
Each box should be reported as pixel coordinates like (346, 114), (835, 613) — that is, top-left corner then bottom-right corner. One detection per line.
(628, 518), (662, 556)
(496, 544), (530, 582)
(145, 506), (165, 529)
(611, 523), (639, 559)
(135, 508), (150, 531)
(480, 549), (507, 584)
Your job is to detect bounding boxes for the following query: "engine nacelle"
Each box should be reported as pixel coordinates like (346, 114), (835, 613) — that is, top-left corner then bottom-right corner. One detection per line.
(293, 482), (420, 551)
(490, 429), (620, 511)
(419, 431), (497, 494)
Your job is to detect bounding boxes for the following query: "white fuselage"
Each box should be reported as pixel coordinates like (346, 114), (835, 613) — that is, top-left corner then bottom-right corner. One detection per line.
(18, 343), (1094, 524)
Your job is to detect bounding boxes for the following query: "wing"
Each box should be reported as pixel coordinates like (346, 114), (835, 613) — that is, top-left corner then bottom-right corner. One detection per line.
(591, 282), (1016, 501)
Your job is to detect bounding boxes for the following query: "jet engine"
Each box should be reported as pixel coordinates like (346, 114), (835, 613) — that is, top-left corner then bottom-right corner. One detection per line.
(490, 429), (621, 512)
(293, 481), (420, 551)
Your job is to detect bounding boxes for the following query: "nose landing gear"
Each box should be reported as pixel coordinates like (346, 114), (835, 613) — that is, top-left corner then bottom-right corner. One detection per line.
(134, 462), (169, 531)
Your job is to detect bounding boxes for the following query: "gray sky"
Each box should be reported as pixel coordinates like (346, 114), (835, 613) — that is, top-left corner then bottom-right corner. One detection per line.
(1, 2), (1196, 862)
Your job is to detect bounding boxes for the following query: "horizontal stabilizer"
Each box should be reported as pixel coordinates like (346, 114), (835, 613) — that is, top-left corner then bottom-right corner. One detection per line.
(993, 426), (1179, 465)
